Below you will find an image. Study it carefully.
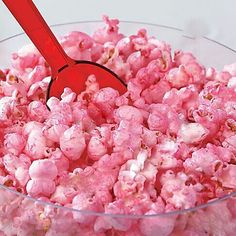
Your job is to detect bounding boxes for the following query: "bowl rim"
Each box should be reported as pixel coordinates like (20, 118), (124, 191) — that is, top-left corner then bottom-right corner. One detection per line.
(1, 20), (236, 219)
(1, 19), (236, 55)
(1, 184), (236, 219)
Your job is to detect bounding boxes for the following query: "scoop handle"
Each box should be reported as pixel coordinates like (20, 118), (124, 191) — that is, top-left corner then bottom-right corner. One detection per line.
(2, 0), (74, 75)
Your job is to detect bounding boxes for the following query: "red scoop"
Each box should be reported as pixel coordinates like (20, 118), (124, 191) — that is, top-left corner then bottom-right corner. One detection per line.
(3, 0), (126, 100)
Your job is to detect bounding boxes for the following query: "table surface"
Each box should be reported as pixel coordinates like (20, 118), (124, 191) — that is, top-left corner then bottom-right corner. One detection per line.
(0, 0), (236, 52)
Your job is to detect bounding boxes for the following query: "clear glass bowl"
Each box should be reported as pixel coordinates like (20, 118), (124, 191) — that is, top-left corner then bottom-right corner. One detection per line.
(1, 21), (236, 236)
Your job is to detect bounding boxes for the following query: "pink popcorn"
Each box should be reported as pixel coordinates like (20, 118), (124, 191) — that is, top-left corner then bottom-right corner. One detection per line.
(12, 201), (50, 234)
(26, 178), (56, 197)
(114, 105), (143, 124)
(112, 120), (143, 154)
(72, 106), (95, 131)
(207, 144), (233, 163)
(67, 167), (117, 205)
(166, 66), (191, 89)
(155, 50), (173, 72)
(105, 55), (131, 81)
(135, 62), (161, 90)
(147, 104), (181, 135)
(26, 159), (57, 197)
(24, 128), (47, 159)
(0, 96), (15, 125)
(183, 144), (227, 176)
(91, 43), (104, 62)
(162, 87), (199, 119)
(11, 44), (40, 75)
(127, 51), (148, 75)
(61, 87), (76, 104)
(60, 125), (86, 160)
(2, 154), (19, 175)
(93, 153), (125, 172)
(165, 186), (198, 209)
(93, 15), (124, 44)
(141, 79), (171, 104)
(28, 101), (49, 122)
(1, 15), (236, 236)
(92, 87), (119, 118)
(150, 143), (182, 170)
(184, 61), (206, 84)
(0, 68), (7, 81)
(178, 123), (209, 144)
(223, 103), (236, 120)
(60, 31), (94, 61)
(192, 105), (227, 139)
(72, 193), (102, 225)
(46, 102), (74, 126)
(22, 121), (43, 136)
(94, 200), (133, 232)
(116, 37), (134, 59)
(43, 123), (69, 143)
(201, 80), (236, 105)
(223, 63), (236, 76)
(46, 96), (60, 110)
(131, 29), (149, 51)
(160, 171), (200, 209)
(40, 209), (81, 236)
(4, 133), (26, 155)
(185, 201), (236, 236)
(113, 150), (158, 206)
(148, 37), (171, 53)
(2, 153), (30, 183)
(29, 159), (58, 180)
(18, 154), (31, 167)
(61, 31), (94, 50)
(49, 148), (69, 173)
(174, 50), (196, 66)
(97, 124), (115, 147)
(51, 185), (77, 205)
(25, 65), (48, 88)
(27, 76), (50, 100)
(113, 171), (146, 199)
(147, 104), (169, 133)
(97, 42), (118, 65)
(1, 73), (26, 97)
(223, 134), (236, 154)
(120, 225), (143, 236)
(214, 71), (232, 84)
(118, 149), (149, 179)
(15, 166), (29, 186)
(139, 210), (176, 236)
(131, 31), (171, 74)
(127, 80), (143, 101)
(219, 164), (236, 188)
(173, 54), (205, 87)
(88, 136), (107, 161)
(87, 102), (105, 125)
(141, 128), (158, 147)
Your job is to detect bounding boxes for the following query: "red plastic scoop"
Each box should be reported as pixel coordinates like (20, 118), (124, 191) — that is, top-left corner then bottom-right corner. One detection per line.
(3, 0), (126, 100)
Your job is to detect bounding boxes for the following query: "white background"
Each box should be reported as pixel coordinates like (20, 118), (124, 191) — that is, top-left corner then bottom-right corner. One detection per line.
(0, 0), (236, 51)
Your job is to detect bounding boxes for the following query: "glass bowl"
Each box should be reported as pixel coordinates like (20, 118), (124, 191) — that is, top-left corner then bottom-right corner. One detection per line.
(1, 21), (236, 236)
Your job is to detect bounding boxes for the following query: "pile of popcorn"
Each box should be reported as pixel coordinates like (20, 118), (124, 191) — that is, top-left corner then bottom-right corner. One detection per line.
(1, 16), (236, 235)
